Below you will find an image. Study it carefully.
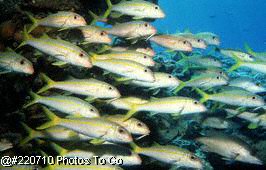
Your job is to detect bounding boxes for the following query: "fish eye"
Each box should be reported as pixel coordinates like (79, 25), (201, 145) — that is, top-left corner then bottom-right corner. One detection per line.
(252, 96), (256, 100)
(74, 15), (78, 19)
(100, 31), (106, 36)
(168, 75), (172, 78)
(256, 83), (261, 87)
(197, 39), (201, 42)
(216, 76), (220, 79)
(137, 122), (143, 127)
(144, 69), (148, 72)
(108, 86), (113, 90)
(79, 53), (84, 57)
(183, 41), (187, 45)
(118, 128), (125, 134)
(212, 36), (216, 40)
(20, 59), (25, 65)
(190, 155), (197, 160)
(90, 108), (94, 112)
(144, 23), (148, 27)
(154, 6), (159, 10)
(194, 101), (198, 105)
(144, 55), (147, 59)
(219, 71), (223, 74)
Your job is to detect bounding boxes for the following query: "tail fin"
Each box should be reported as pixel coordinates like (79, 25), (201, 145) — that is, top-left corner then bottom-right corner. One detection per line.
(244, 43), (255, 56)
(36, 107), (61, 130)
(50, 142), (68, 156)
(37, 73), (56, 94)
(129, 142), (141, 153)
(173, 81), (186, 94)
(103, 0), (113, 19)
(23, 91), (41, 108)
(17, 26), (32, 49)
(228, 54), (243, 72)
(25, 11), (39, 33)
(19, 122), (41, 146)
(123, 105), (138, 121)
(195, 88), (210, 103)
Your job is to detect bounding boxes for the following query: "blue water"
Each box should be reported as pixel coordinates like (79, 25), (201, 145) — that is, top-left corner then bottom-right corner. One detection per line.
(154, 0), (266, 51)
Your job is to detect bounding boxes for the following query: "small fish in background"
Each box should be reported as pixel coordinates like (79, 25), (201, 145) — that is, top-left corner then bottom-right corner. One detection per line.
(150, 35), (193, 52)
(107, 0), (165, 19)
(37, 73), (121, 100)
(0, 48), (34, 74)
(72, 25), (112, 44)
(130, 142), (203, 169)
(106, 21), (157, 39)
(0, 139), (13, 152)
(201, 116), (231, 129)
(23, 92), (100, 118)
(25, 11), (87, 33)
(196, 133), (263, 165)
(191, 67), (229, 79)
(91, 51), (155, 67)
(92, 58), (155, 82)
(245, 43), (266, 62)
(104, 114), (150, 136)
(194, 32), (220, 46)
(37, 107), (133, 144)
(196, 87), (265, 107)
(18, 29), (93, 68)
(229, 77), (266, 94)
(174, 33), (207, 49)
(217, 48), (255, 62)
(173, 73), (228, 94)
(225, 109), (266, 129)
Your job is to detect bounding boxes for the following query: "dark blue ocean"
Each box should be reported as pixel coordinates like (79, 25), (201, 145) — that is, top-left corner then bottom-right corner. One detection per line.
(154, 0), (266, 51)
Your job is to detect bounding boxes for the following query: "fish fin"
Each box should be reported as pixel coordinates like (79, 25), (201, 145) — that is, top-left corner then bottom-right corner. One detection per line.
(88, 10), (99, 24)
(152, 89), (160, 95)
(37, 73), (56, 94)
(228, 54), (243, 72)
(17, 26), (32, 49)
(195, 88), (210, 103)
(57, 27), (69, 32)
(19, 122), (40, 146)
(133, 16), (144, 20)
(248, 123), (258, 129)
(36, 107), (61, 130)
(52, 61), (68, 67)
(110, 12), (123, 18)
(129, 142), (141, 153)
(123, 106), (138, 121)
(173, 81), (186, 94)
(23, 91), (41, 108)
(90, 138), (105, 145)
(25, 11), (39, 33)
(171, 107), (184, 117)
(244, 43), (255, 56)
(50, 142), (68, 156)
(150, 96), (159, 101)
(84, 97), (96, 103)
(115, 77), (132, 82)
(149, 112), (159, 116)
(184, 28), (191, 33)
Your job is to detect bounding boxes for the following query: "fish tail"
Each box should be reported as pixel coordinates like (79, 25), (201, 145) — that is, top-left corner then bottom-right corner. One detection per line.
(123, 106), (138, 121)
(50, 142), (67, 155)
(103, 0), (113, 18)
(37, 73), (56, 94)
(129, 142), (141, 153)
(105, 0), (112, 8)
(173, 81), (186, 94)
(244, 43), (255, 56)
(195, 88), (209, 103)
(25, 11), (39, 33)
(19, 122), (40, 146)
(23, 91), (41, 108)
(17, 26), (32, 49)
(36, 107), (61, 130)
(228, 54), (242, 72)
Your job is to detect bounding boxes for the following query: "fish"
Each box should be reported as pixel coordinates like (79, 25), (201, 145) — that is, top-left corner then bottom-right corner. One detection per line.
(196, 134), (263, 165)
(37, 73), (121, 99)
(19, 123), (92, 146)
(23, 91), (100, 118)
(173, 73), (228, 94)
(106, 21), (157, 39)
(26, 11), (87, 33)
(229, 77), (266, 94)
(37, 107), (133, 143)
(104, 114), (150, 136)
(196, 87), (265, 107)
(150, 35), (192, 52)
(194, 32), (220, 46)
(218, 48), (255, 62)
(174, 33), (207, 49)
(225, 109), (266, 129)
(190, 67), (228, 79)
(0, 139), (13, 152)
(107, 0), (165, 19)
(91, 51), (155, 67)
(245, 43), (266, 62)
(201, 117), (231, 129)
(75, 25), (112, 44)
(131, 72), (181, 89)
(110, 96), (207, 119)
(130, 142), (203, 169)
(108, 97), (149, 111)
(92, 59), (155, 82)
(0, 48), (34, 74)
(108, 46), (155, 57)
(18, 29), (92, 68)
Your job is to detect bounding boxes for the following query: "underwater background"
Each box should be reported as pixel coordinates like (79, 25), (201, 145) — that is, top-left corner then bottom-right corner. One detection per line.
(0, 0), (265, 170)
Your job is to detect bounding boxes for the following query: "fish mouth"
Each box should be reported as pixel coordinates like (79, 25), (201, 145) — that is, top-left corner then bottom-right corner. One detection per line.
(26, 67), (35, 74)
